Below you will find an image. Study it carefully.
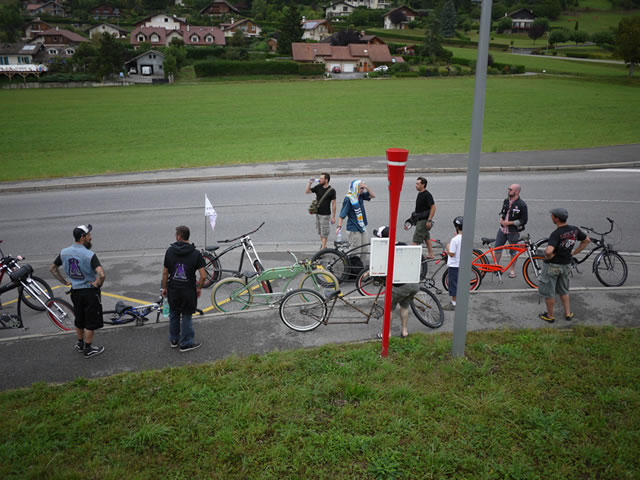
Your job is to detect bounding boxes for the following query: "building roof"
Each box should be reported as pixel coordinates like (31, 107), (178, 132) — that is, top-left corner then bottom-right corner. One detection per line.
(200, 0), (240, 14)
(23, 19), (52, 27)
(384, 5), (417, 17)
(37, 28), (88, 43)
(302, 19), (328, 31)
(130, 26), (168, 44)
(508, 8), (536, 18)
(324, 1), (356, 9)
(291, 42), (332, 61)
(360, 34), (385, 44)
(126, 49), (165, 64)
(88, 23), (129, 34)
(221, 18), (258, 30)
(348, 43), (392, 62)
(180, 26), (225, 45)
(327, 46), (357, 61)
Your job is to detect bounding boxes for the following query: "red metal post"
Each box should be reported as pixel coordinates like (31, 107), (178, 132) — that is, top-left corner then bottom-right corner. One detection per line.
(381, 148), (408, 357)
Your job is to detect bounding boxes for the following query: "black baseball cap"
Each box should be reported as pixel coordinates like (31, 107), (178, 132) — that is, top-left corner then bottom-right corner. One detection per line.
(73, 224), (92, 241)
(549, 208), (568, 222)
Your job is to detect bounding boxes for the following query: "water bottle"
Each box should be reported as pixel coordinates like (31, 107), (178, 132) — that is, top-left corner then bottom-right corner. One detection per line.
(336, 229), (343, 242)
(162, 299), (169, 318)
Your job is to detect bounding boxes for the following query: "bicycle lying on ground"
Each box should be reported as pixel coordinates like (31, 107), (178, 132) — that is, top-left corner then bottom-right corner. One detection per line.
(102, 294), (204, 328)
(535, 217), (628, 287)
(210, 253), (339, 313)
(0, 242), (74, 330)
(311, 240), (369, 283)
(355, 239), (482, 296)
(279, 281), (444, 332)
(472, 234), (545, 289)
(200, 222), (267, 288)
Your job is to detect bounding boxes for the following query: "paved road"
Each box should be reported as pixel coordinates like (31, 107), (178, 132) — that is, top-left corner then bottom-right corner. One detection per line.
(1, 145), (639, 391)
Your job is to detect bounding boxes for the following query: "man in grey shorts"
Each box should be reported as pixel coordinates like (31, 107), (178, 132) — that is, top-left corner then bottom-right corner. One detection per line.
(407, 177), (436, 258)
(306, 173), (336, 249)
(538, 208), (590, 323)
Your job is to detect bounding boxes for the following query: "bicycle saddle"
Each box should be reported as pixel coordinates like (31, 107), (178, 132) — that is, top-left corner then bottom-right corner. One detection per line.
(481, 237), (495, 246)
(114, 300), (131, 314)
(325, 290), (341, 300)
(205, 246), (220, 251)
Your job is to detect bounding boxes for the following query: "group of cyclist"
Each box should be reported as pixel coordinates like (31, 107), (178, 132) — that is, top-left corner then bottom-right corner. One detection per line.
(307, 174), (591, 334)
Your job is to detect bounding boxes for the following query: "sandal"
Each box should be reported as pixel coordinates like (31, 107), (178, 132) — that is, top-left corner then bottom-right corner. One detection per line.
(539, 312), (555, 323)
(565, 312), (574, 321)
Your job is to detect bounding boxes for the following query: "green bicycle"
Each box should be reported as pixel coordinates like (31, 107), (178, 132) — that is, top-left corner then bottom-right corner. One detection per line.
(210, 253), (339, 313)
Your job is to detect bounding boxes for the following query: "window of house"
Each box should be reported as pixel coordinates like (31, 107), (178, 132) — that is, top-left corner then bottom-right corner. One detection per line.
(0, 57), (8, 65)
(66, 49), (74, 55)
(343, 6), (348, 11)
(191, 35), (199, 42)
(206, 35), (213, 43)
(151, 34), (159, 42)
(137, 34), (145, 41)
(48, 49), (58, 55)
(164, 17), (168, 22)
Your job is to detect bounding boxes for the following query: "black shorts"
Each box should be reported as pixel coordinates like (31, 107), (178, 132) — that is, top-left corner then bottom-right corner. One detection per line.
(71, 288), (103, 331)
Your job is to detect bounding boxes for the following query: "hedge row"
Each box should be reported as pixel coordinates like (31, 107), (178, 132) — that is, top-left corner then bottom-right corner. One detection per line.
(365, 29), (508, 51)
(194, 60), (324, 76)
(186, 46), (225, 60)
(39, 73), (99, 83)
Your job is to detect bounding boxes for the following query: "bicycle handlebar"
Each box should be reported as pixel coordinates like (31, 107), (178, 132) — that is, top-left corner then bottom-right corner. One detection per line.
(217, 222), (265, 244)
(580, 217), (615, 237)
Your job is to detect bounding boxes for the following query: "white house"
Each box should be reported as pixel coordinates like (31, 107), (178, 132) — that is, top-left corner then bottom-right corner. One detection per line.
(135, 12), (188, 31)
(383, 6), (417, 30)
(301, 18), (331, 41)
(324, 2), (356, 19)
(88, 23), (129, 39)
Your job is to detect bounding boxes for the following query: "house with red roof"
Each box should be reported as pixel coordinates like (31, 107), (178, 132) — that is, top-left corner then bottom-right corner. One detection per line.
(292, 42), (392, 73)
(200, 0), (240, 16)
(219, 18), (262, 38)
(131, 25), (225, 48)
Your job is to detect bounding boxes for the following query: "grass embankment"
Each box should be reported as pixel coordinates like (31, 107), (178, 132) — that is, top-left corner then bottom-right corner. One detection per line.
(1, 327), (638, 479)
(2, 76), (639, 182)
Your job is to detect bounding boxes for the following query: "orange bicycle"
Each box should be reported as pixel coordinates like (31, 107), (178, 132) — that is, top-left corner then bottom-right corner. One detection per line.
(472, 234), (546, 289)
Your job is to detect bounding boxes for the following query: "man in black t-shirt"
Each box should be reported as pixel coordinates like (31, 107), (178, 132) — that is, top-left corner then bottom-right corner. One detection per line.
(538, 208), (590, 323)
(305, 172), (336, 249)
(161, 225), (206, 352)
(406, 177), (436, 258)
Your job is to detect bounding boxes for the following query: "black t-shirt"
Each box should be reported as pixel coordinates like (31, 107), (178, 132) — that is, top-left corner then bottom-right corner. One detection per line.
(311, 184), (336, 215)
(547, 225), (587, 265)
(415, 190), (435, 218)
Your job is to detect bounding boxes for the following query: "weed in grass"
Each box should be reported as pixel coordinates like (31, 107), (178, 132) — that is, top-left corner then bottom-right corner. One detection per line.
(121, 417), (173, 453)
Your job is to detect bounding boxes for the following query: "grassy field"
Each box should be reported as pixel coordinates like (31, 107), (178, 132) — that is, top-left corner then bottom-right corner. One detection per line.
(1, 327), (638, 479)
(1, 75), (639, 182)
(552, 9), (637, 33)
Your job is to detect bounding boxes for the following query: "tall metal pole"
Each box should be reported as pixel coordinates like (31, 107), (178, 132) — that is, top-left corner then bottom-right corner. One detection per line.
(451, 0), (493, 358)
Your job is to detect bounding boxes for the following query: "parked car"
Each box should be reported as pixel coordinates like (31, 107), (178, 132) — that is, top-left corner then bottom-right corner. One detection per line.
(373, 65), (389, 73)
(332, 66), (341, 73)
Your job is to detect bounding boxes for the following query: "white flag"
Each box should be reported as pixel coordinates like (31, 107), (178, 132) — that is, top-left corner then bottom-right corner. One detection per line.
(205, 194), (217, 232)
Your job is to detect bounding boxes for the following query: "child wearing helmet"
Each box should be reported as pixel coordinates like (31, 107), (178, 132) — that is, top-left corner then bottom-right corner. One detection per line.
(444, 216), (463, 310)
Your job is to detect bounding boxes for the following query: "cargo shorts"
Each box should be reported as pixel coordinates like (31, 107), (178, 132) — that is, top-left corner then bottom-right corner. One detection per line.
(538, 263), (570, 298)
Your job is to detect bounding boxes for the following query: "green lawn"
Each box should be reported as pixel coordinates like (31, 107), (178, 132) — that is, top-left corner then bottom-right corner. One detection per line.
(1, 327), (638, 479)
(448, 46), (628, 76)
(1, 75), (639, 182)
(552, 9), (638, 33)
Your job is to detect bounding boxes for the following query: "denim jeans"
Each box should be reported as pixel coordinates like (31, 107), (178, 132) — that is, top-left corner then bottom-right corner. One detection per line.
(169, 311), (194, 347)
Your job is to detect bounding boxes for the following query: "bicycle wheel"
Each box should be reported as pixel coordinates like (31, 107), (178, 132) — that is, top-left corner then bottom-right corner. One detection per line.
(102, 310), (137, 325)
(253, 259), (273, 294)
(473, 249), (489, 279)
(202, 252), (222, 288)
(441, 266), (482, 292)
(299, 270), (339, 294)
(311, 248), (350, 283)
(594, 251), (628, 287)
(522, 255), (545, 289)
(410, 287), (444, 329)
(45, 297), (75, 331)
(356, 270), (386, 296)
(279, 289), (327, 332)
(211, 278), (252, 313)
(19, 275), (53, 312)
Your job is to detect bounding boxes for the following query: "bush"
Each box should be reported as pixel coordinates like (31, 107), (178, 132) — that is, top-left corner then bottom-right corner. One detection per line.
(39, 73), (98, 83)
(185, 46), (225, 60)
(393, 71), (419, 77)
(297, 63), (325, 76)
(194, 59), (302, 76)
(418, 66), (439, 77)
(450, 56), (473, 66)
(390, 62), (410, 73)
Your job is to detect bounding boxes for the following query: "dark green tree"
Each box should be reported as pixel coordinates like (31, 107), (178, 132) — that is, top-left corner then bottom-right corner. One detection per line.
(72, 42), (100, 72)
(548, 28), (569, 46)
(0, 1), (24, 42)
(616, 16), (640, 77)
(528, 17), (549, 44)
(440, 0), (457, 38)
(570, 29), (590, 45)
(496, 16), (513, 34)
(95, 33), (126, 79)
(229, 30), (247, 47)
(422, 16), (451, 62)
(330, 29), (361, 46)
(277, 3), (303, 55)
(163, 54), (177, 81)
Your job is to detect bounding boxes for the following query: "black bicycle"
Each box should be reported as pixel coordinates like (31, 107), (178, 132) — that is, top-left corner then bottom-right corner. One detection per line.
(311, 240), (369, 283)
(200, 222), (267, 288)
(535, 217), (628, 287)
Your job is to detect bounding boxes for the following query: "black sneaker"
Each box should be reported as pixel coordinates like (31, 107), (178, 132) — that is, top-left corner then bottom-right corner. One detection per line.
(170, 340), (179, 348)
(84, 345), (105, 358)
(75, 343), (85, 352)
(179, 343), (201, 353)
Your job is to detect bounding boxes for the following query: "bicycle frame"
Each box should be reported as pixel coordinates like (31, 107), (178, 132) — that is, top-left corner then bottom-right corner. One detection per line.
(203, 223), (265, 278)
(322, 283), (385, 325)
